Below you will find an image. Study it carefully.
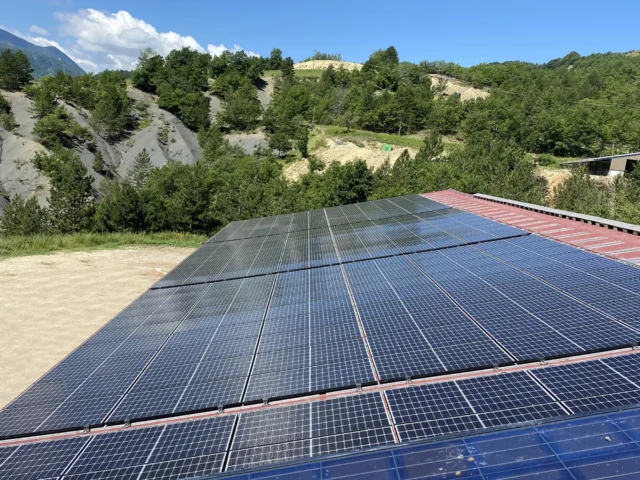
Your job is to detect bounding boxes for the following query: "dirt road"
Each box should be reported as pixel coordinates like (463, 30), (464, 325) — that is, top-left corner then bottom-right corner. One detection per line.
(0, 247), (193, 408)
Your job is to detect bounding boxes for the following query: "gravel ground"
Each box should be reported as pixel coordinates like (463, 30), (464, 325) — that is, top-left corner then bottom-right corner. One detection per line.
(0, 246), (193, 408)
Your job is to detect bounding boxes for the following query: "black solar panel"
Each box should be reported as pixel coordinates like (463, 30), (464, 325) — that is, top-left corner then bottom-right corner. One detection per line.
(530, 360), (640, 413)
(0, 437), (89, 480)
(386, 371), (566, 442)
(152, 195), (528, 288)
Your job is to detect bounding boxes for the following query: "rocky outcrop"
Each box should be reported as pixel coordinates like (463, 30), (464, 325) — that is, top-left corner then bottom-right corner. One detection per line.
(2, 91), (37, 140)
(0, 87), (206, 214)
(0, 128), (50, 212)
(114, 88), (201, 177)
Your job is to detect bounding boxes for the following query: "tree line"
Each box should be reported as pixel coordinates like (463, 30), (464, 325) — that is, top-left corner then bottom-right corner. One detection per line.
(1, 126), (549, 235)
(1, 45), (639, 236)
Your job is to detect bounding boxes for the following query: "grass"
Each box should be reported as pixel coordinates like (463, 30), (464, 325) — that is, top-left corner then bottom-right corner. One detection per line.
(525, 153), (577, 169)
(0, 232), (207, 260)
(135, 117), (153, 132)
(320, 126), (424, 149)
(314, 126), (461, 153)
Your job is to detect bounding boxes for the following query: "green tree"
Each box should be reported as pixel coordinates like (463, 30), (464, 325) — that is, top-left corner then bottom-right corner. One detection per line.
(211, 70), (252, 100)
(414, 131), (444, 162)
(0, 94), (10, 114)
(267, 48), (283, 70)
(268, 130), (292, 156)
(33, 106), (93, 149)
(296, 126), (309, 157)
(553, 168), (611, 216)
(93, 150), (106, 173)
(92, 83), (130, 139)
(30, 83), (58, 119)
(217, 83), (262, 131)
(93, 179), (143, 232)
(131, 48), (164, 93)
(0, 94), (16, 131)
(0, 50), (33, 90)
(128, 148), (153, 189)
(0, 196), (48, 235)
(281, 57), (295, 79)
(46, 150), (95, 233)
(142, 160), (221, 232)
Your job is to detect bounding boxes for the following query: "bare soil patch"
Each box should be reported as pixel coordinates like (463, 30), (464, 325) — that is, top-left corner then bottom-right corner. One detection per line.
(428, 74), (490, 101)
(0, 246), (193, 408)
(284, 138), (417, 181)
(295, 60), (363, 71)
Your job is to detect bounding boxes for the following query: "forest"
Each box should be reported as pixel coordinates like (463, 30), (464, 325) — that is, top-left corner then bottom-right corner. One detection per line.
(1, 45), (640, 237)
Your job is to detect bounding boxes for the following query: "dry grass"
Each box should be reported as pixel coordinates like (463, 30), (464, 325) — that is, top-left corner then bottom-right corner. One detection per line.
(0, 232), (207, 260)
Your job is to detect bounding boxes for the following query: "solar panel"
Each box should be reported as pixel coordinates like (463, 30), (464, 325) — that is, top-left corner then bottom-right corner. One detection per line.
(386, 371), (565, 442)
(530, 360), (640, 413)
(0, 437), (89, 480)
(149, 196), (529, 289)
(5, 194), (640, 477)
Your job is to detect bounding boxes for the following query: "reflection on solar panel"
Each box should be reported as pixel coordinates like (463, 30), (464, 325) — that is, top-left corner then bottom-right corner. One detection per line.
(1, 193), (640, 479)
(219, 404), (640, 480)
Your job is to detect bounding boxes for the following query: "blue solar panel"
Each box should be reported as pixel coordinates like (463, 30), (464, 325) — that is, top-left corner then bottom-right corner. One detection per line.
(218, 405), (640, 480)
(0, 437), (89, 480)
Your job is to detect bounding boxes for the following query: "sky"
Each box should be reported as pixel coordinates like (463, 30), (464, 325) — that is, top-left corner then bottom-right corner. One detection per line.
(1, 0), (638, 72)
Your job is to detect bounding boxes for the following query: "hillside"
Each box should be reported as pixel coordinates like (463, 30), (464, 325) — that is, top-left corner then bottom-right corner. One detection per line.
(0, 29), (84, 78)
(1, 46), (639, 235)
(0, 87), (203, 212)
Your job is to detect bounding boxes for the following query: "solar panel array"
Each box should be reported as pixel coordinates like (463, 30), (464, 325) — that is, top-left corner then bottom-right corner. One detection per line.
(219, 402), (640, 480)
(5, 353), (640, 479)
(153, 196), (525, 288)
(2, 194), (640, 479)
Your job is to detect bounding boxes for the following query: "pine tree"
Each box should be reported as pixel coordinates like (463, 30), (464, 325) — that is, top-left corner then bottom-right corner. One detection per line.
(0, 196), (48, 235)
(92, 84), (130, 140)
(48, 152), (95, 233)
(128, 148), (153, 189)
(0, 50), (33, 90)
(414, 131), (444, 162)
(281, 57), (295, 80)
(93, 150), (106, 173)
(30, 84), (58, 119)
(296, 126), (309, 157)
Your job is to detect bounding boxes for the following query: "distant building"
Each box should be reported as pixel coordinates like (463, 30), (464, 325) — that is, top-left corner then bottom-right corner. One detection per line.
(561, 152), (640, 177)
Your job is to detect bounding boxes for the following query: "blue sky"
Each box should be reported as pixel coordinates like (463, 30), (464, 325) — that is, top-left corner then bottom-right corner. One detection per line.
(2, 0), (638, 71)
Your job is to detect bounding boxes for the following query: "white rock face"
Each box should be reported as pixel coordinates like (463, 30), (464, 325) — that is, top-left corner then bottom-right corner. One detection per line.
(114, 88), (202, 177)
(0, 87), (205, 213)
(0, 128), (50, 213)
(2, 91), (37, 140)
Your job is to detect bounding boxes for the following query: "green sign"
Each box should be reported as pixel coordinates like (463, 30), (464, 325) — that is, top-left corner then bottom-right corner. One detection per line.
(382, 144), (394, 152)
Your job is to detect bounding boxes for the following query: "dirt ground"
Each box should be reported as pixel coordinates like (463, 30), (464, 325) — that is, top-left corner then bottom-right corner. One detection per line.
(284, 138), (418, 181)
(0, 246), (194, 409)
(428, 74), (490, 101)
(539, 168), (572, 195)
(294, 60), (363, 71)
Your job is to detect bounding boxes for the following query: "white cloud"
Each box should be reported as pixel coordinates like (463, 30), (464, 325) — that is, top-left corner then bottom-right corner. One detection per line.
(6, 10), (260, 72)
(29, 25), (49, 35)
(54, 9), (206, 71)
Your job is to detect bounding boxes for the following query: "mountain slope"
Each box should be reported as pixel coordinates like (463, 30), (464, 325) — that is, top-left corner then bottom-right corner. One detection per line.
(0, 29), (84, 78)
(0, 87), (203, 213)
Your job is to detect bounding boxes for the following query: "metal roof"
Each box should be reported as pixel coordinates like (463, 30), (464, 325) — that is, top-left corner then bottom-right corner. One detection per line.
(560, 151), (640, 166)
